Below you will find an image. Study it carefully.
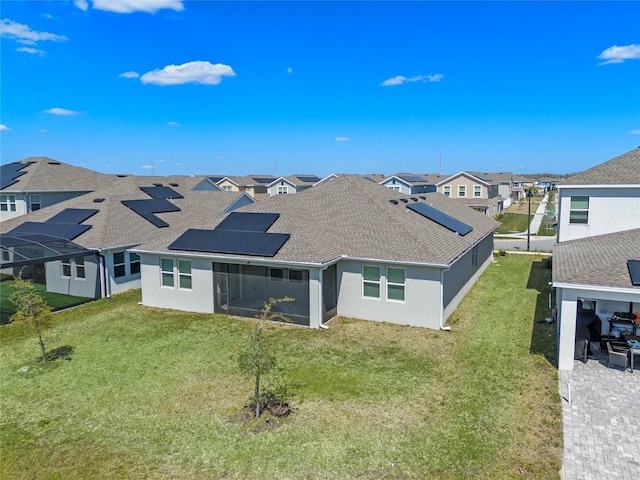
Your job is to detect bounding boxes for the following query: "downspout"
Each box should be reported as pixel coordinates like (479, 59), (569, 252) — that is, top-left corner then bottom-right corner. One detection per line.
(439, 267), (451, 331)
(318, 266), (328, 329)
(99, 253), (110, 298)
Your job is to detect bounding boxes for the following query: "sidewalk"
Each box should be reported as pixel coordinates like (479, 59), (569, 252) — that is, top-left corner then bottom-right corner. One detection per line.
(498, 192), (551, 239)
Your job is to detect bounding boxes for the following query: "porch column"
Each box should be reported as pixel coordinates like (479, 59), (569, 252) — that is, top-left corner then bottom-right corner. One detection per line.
(308, 267), (322, 329)
(557, 288), (578, 371)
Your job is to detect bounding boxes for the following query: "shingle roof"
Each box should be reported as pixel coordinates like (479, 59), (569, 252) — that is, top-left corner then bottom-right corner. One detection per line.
(0, 186), (250, 250)
(144, 175), (499, 265)
(561, 147), (640, 185)
(552, 228), (640, 290)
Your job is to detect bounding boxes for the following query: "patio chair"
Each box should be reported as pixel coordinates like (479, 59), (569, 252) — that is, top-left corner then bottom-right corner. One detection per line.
(607, 342), (628, 371)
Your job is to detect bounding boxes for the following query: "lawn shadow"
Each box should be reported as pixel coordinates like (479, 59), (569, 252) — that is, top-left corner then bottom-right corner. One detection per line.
(45, 345), (74, 362)
(526, 257), (557, 366)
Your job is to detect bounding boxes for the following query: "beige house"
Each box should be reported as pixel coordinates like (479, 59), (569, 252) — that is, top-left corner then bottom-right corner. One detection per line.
(435, 171), (505, 216)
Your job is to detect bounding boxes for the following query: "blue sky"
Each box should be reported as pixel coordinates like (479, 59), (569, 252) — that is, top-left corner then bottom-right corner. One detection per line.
(1, 1), (639, 177)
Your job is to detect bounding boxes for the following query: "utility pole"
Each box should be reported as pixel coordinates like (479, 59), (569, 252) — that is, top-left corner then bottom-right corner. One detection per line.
(439, 153), (442, 175)
(527, 188), (533, 251)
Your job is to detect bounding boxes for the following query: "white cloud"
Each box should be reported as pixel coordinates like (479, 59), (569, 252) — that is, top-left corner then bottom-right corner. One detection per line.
(629, 129), (640, 135)
(44, 107), (82, 115)
(140, 164), (155, 170)
(0, 124), (11, 131)
(335, 136), (350, 142)
(0, 19), (67, 45)
(286, 67), (293, 73)
(119, 71), (140, 79)
(81, 0), (185, 14)
(598, 44), (640, 65)
(140, 61), (235, 86)
(167, 121), (180, 127)
(381, 73), (444, 86)
(17, 46), (45, 55)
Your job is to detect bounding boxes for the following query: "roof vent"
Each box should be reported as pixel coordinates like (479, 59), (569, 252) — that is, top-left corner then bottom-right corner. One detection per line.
(93, 198), (105, 203)
(419, 195), (426, 200)
(153, 183), (163, 187)
(169, 183), (178, 187)
(410, 197), (418, 201)
(47, 161), (61, 165)
(389, 199), (398, 205)
(116, 174), (128, 178)
(399, 198), (408, 203)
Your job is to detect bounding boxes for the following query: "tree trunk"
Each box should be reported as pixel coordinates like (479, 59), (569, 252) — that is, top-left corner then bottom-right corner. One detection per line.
(254, 372), (261, 418)
(37, 330), (46, 363)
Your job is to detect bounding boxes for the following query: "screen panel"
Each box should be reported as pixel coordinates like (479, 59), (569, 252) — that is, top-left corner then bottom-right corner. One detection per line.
(407, 202), (473, 236)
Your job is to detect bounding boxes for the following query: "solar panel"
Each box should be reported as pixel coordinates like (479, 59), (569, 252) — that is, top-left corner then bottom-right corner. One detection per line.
(8, 222), (91, 240)
(121, 198), (180, 228)
(46, 208), (99, 224)
(399, 175), (426, 183)
(252, 177), (277, 184)
(407, 203), (474, 236)
(0, 162), (31, 190)
(296, 175), (321, 183)
(215, 212), (279, 233)
(169, 229), (289, 257)
(208, 176), (224, 183)
(140, 186), (184, 199)
(628, 260), (640, 286)
(473, 174), (492, 182)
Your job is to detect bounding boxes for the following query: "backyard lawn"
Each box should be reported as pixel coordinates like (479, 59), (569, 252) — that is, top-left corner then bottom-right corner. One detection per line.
(0, 254), (562, 479)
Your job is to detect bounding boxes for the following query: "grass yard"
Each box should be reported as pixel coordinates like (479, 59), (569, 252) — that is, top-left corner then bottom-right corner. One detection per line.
(0, 254), (562, 479)
(0, 279), (92, 325)
(494, 212), (532, 234)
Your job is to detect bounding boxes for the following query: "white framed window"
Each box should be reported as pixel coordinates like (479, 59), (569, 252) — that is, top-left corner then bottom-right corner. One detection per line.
(388, 185), (401, 192)
(269, 268), (284, 282)
(61, 258), (72, 278)
(443, 186), (451, 197)
(569, 196), (589, 224)
(288, 269), (306, 284)
(386, 267), (405, 302)
(222, 185), (232, 191)
(277, 185), (289, 195)
(473, 185), (482, 197)
(363, 265), (381, 299)
(113, 252), (126, 278)
(458, 185), (466, 197)
(178, 260), (192, 289)
(30, 194), (41, 211)
(130, 252), (141, 275)
(74, 256), (85, 279)
(0, 195), (16, 212)
(161, 258), (174, 287)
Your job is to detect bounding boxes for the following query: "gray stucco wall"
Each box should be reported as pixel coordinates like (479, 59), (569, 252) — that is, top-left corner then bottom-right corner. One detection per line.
(45, 255), (100, 298)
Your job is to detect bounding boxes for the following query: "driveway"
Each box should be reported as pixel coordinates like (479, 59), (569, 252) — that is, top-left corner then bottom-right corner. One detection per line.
(559, 358), (640, 479)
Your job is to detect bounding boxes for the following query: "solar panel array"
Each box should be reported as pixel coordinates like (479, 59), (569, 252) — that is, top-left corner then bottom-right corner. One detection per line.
(8, 222), (91, 240)
(399, 175), (426, 183)
(46, 208), (99, 224)
(140, 186), (184, 199)
(407, 203), (474, 236)
(628, 260), (640, 286)
(296, 175), (321, 183)
(1, 162), (32, 190)
(121, 198), (180, 228)
(252, 177), (277, 184)
(169, 211), (289, 257)
(207, 176), (224, 183)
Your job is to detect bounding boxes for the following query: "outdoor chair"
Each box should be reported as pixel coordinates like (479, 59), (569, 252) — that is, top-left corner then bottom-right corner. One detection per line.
(607, 342), (628, 371)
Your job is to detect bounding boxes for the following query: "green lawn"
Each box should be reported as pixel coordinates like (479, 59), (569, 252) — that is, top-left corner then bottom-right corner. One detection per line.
(494, 212), (533, 234)
(0, 254), (562, 479)
(0, 279), (92, 325)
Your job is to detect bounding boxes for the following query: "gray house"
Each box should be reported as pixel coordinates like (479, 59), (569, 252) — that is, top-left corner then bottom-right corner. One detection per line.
(136, 175), (499, 330)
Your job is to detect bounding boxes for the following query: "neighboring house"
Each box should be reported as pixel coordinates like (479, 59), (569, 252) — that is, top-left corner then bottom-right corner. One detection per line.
(0, 183), (254, 300)
(553, 147), (640, 370)
(0, 157), (111, 222)
(266, 175), (323, 196)
(435, 171), (506, 216)
(136, 175), (499, 330)
(511, 175), (534, 201)
(468, 172), (514, 208)
(379, 174), (436, 194)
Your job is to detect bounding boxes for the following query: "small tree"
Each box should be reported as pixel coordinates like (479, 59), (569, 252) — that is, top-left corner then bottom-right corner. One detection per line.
(9, 273), (54, 362)
(237, 296), (293, 418)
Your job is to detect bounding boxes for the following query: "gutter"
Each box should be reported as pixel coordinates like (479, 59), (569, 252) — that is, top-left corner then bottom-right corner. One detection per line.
(318, 265), (329, 329)
(551, 282), (640, 296)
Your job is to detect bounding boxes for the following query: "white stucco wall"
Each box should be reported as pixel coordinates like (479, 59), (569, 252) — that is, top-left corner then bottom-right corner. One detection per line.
(557, 186), (640, 242)
(336, 259), (443, 329)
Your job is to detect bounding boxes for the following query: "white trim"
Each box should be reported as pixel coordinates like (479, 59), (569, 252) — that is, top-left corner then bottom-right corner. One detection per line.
(558, 184), (640, 189)
(552, 282), (640, 295)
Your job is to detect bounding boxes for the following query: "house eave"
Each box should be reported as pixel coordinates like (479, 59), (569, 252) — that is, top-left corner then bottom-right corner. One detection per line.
(551, 282), (640, 296)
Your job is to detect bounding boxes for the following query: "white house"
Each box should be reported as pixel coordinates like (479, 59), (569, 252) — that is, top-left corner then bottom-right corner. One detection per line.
(136, 175), (499, 330)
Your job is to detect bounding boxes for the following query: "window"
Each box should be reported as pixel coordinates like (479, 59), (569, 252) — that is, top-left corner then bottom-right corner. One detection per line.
(178, 260), (192, 289)
(443, 186), (451, 197)
(363, 265), (381, 298)
(458, 185), (466, 197)
(288, 269), (305, 284)
(474, 185), (482, 197)
(130, 252), (141, 275)
(30, 194), (41, 211)
(113, 252), (126, 278)
(269, 268), (284, 282)
(0, 195), (16, 212)
(74, 256), (85, 279)
(222, 186), (232, 191)
(277, 185), (289, 194)
(388, 185), (401, 192)
(61, 259), (71, 277)
(161, 258), (174, 287)
(387, 267), (405, 301)
(569, 196), (589, 224)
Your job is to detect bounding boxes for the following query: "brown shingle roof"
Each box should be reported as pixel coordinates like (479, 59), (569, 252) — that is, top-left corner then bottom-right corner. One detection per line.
(552, 228), (640, 290)
(561, 148), (640, 185)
